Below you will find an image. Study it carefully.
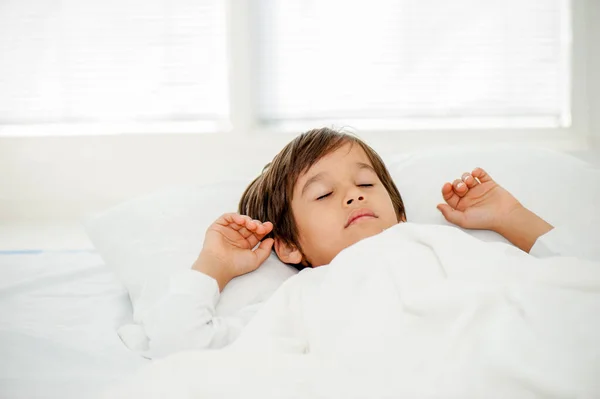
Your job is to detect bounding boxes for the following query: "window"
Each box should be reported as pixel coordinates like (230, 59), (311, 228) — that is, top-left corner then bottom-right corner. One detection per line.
(0, 0), (228, 131)
(0, 0), (572, 134)
(256, 0), (571, 129)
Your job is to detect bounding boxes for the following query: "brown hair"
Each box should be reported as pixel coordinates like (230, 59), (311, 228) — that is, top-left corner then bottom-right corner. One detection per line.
(238, 127), (406, 268)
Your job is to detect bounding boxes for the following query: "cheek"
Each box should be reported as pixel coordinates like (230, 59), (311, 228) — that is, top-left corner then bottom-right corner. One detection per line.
(303, 205), (339, 235)
(378, 190), (399, 220)
(297, 205), (342, 253)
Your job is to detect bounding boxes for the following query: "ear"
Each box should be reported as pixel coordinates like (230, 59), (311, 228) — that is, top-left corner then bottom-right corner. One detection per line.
(274, 238), (303, 265)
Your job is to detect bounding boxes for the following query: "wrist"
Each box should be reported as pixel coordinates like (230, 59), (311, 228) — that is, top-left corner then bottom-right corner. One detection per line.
(493, 204), (526, 235)
(495, 206), (553, 253)
(192, 251), (232, 292)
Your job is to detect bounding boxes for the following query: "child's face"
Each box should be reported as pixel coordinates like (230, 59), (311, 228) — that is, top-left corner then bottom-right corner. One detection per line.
(288, 143), (399, 266)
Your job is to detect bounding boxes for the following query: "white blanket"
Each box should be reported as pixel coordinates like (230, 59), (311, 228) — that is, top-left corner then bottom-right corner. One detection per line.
(105, 223), (600, 399)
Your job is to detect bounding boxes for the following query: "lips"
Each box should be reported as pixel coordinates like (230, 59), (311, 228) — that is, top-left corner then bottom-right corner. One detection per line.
(345, 208), (377, 228)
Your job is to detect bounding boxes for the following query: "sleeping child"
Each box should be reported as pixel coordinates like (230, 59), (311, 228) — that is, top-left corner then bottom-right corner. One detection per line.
(143, 127), (583, 358)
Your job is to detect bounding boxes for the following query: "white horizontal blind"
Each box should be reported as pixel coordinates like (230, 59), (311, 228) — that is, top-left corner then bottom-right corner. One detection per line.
(256, 0), (571, 129)
(0, 0), (228, 126)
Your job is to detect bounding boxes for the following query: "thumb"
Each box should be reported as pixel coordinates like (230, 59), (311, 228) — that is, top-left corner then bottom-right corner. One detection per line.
(253, 238), (274, 267)
(437, 204), (466, 227)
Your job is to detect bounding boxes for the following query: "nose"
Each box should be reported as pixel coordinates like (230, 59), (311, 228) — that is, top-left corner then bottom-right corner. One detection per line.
(345, 190), (365, 206)
(346, 196), (364, 205)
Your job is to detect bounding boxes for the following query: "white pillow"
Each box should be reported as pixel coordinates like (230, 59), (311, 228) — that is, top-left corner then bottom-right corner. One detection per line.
(83, 181), (299, 329)
(387, 144), (600, 243)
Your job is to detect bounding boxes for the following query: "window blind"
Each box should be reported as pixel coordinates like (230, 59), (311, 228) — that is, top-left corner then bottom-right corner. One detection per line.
(0, 0), (228, 126)
(256, 0), (570, 128)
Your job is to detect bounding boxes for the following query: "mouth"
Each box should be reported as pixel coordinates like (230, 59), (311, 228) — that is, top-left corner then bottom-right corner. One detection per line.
(345, 208), (378, 228)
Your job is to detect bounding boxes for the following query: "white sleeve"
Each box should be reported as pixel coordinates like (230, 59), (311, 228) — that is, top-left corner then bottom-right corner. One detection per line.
(530, 226), (600, 262)
(141, 269), (259, 358)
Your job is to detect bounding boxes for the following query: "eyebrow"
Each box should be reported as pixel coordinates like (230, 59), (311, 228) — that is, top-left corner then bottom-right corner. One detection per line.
(300, 162), (375, 197)
(356, 162), (375, 173)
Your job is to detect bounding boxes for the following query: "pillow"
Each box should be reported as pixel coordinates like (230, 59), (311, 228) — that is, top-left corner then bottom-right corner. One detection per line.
(387, 144), (600, 243)
(83, 181), (299, 330)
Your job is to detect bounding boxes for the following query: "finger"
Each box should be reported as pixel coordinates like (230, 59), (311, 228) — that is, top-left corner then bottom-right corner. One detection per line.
(220, 221), (251, 236)
(213, 223), (260, 248)
(452, 178), (469, 198)
(235, 226), (254, 239)
(235, 226), (263, 248)
(253, 238), (274, 266)
(224, 214), (258, 231)
(437, 204), (466, 227)
(225, 214), (273, 236)
(215, 213), (245, 227)
(244, 232), (260, 249)
(212, 215), (259, 245)
(248, 219), (263, 232)
(240, 216), (273, 236)
(244, 219), (268, 237)
(238, 215), (263, 233)
(254, 221), (274, 239)
(236, 220), (274, 243)
(262, 221), (273, 233)
(232, 213), (247, 226)
(461, 172), (478, 188)
(441, 182), (460, 209)
(237, 214), (253, 227)
(471, 167), (493, 183)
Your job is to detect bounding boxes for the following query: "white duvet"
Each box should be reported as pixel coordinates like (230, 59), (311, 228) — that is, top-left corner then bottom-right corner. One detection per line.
(105, 223), (600, 399)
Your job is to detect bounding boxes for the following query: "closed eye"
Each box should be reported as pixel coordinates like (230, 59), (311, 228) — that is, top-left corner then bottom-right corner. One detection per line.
(358, 184), (373, 187)
(316, 192), (332, 201)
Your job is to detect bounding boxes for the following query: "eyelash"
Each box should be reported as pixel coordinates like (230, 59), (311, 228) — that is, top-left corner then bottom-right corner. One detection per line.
(317, 193), (332, 201)
(316, 184), (374, 201)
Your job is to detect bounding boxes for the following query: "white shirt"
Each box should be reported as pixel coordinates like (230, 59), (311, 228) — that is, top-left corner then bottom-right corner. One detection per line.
(143, 226), (598, 358)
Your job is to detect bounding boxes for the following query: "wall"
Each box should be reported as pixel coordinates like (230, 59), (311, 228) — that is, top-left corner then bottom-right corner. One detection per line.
(0, 129), (591, 223)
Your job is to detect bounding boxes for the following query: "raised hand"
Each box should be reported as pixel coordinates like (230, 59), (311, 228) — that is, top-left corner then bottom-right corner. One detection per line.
(437, 167), (553, 252)
(437, 167), (522, 231)
(192, 213), (274, 291)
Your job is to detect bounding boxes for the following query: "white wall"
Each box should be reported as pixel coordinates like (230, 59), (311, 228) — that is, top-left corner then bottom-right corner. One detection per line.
(0, 130), (592, 223)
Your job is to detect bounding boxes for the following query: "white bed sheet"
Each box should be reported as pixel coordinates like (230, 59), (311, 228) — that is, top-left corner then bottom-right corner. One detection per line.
(0, 249), (148, 399)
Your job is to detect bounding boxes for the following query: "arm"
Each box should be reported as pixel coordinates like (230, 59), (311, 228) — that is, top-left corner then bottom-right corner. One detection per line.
(438, 167), (600, 261)
(437, 168), (553, 254)
(142, 269), (259, 358)
(495, 206), (553, 253)
(144, 213), (275, 358)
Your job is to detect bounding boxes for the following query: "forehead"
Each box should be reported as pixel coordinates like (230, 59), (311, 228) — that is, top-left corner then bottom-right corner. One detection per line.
(294, 143), (372, 185)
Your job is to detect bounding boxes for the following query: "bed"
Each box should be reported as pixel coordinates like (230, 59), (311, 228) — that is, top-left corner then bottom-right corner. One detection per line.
(1, 145), (599, 398)
(0, 248), (148, 399)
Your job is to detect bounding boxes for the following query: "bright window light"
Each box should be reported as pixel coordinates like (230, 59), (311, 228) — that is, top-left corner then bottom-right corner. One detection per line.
(256, 0), (571, 129)
(0, 0), (229, 128)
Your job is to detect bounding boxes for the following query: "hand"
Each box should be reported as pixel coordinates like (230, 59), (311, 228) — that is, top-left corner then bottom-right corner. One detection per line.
(437, 167), (553, 252)
(436, 167), (522, 232)
(192, 213), (274, 291)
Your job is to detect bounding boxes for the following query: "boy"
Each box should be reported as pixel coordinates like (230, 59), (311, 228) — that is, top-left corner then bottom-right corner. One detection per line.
(144, 128), (565, 357)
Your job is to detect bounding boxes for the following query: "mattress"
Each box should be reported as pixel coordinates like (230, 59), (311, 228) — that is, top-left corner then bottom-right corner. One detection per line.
(0, 249), (148, 399)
